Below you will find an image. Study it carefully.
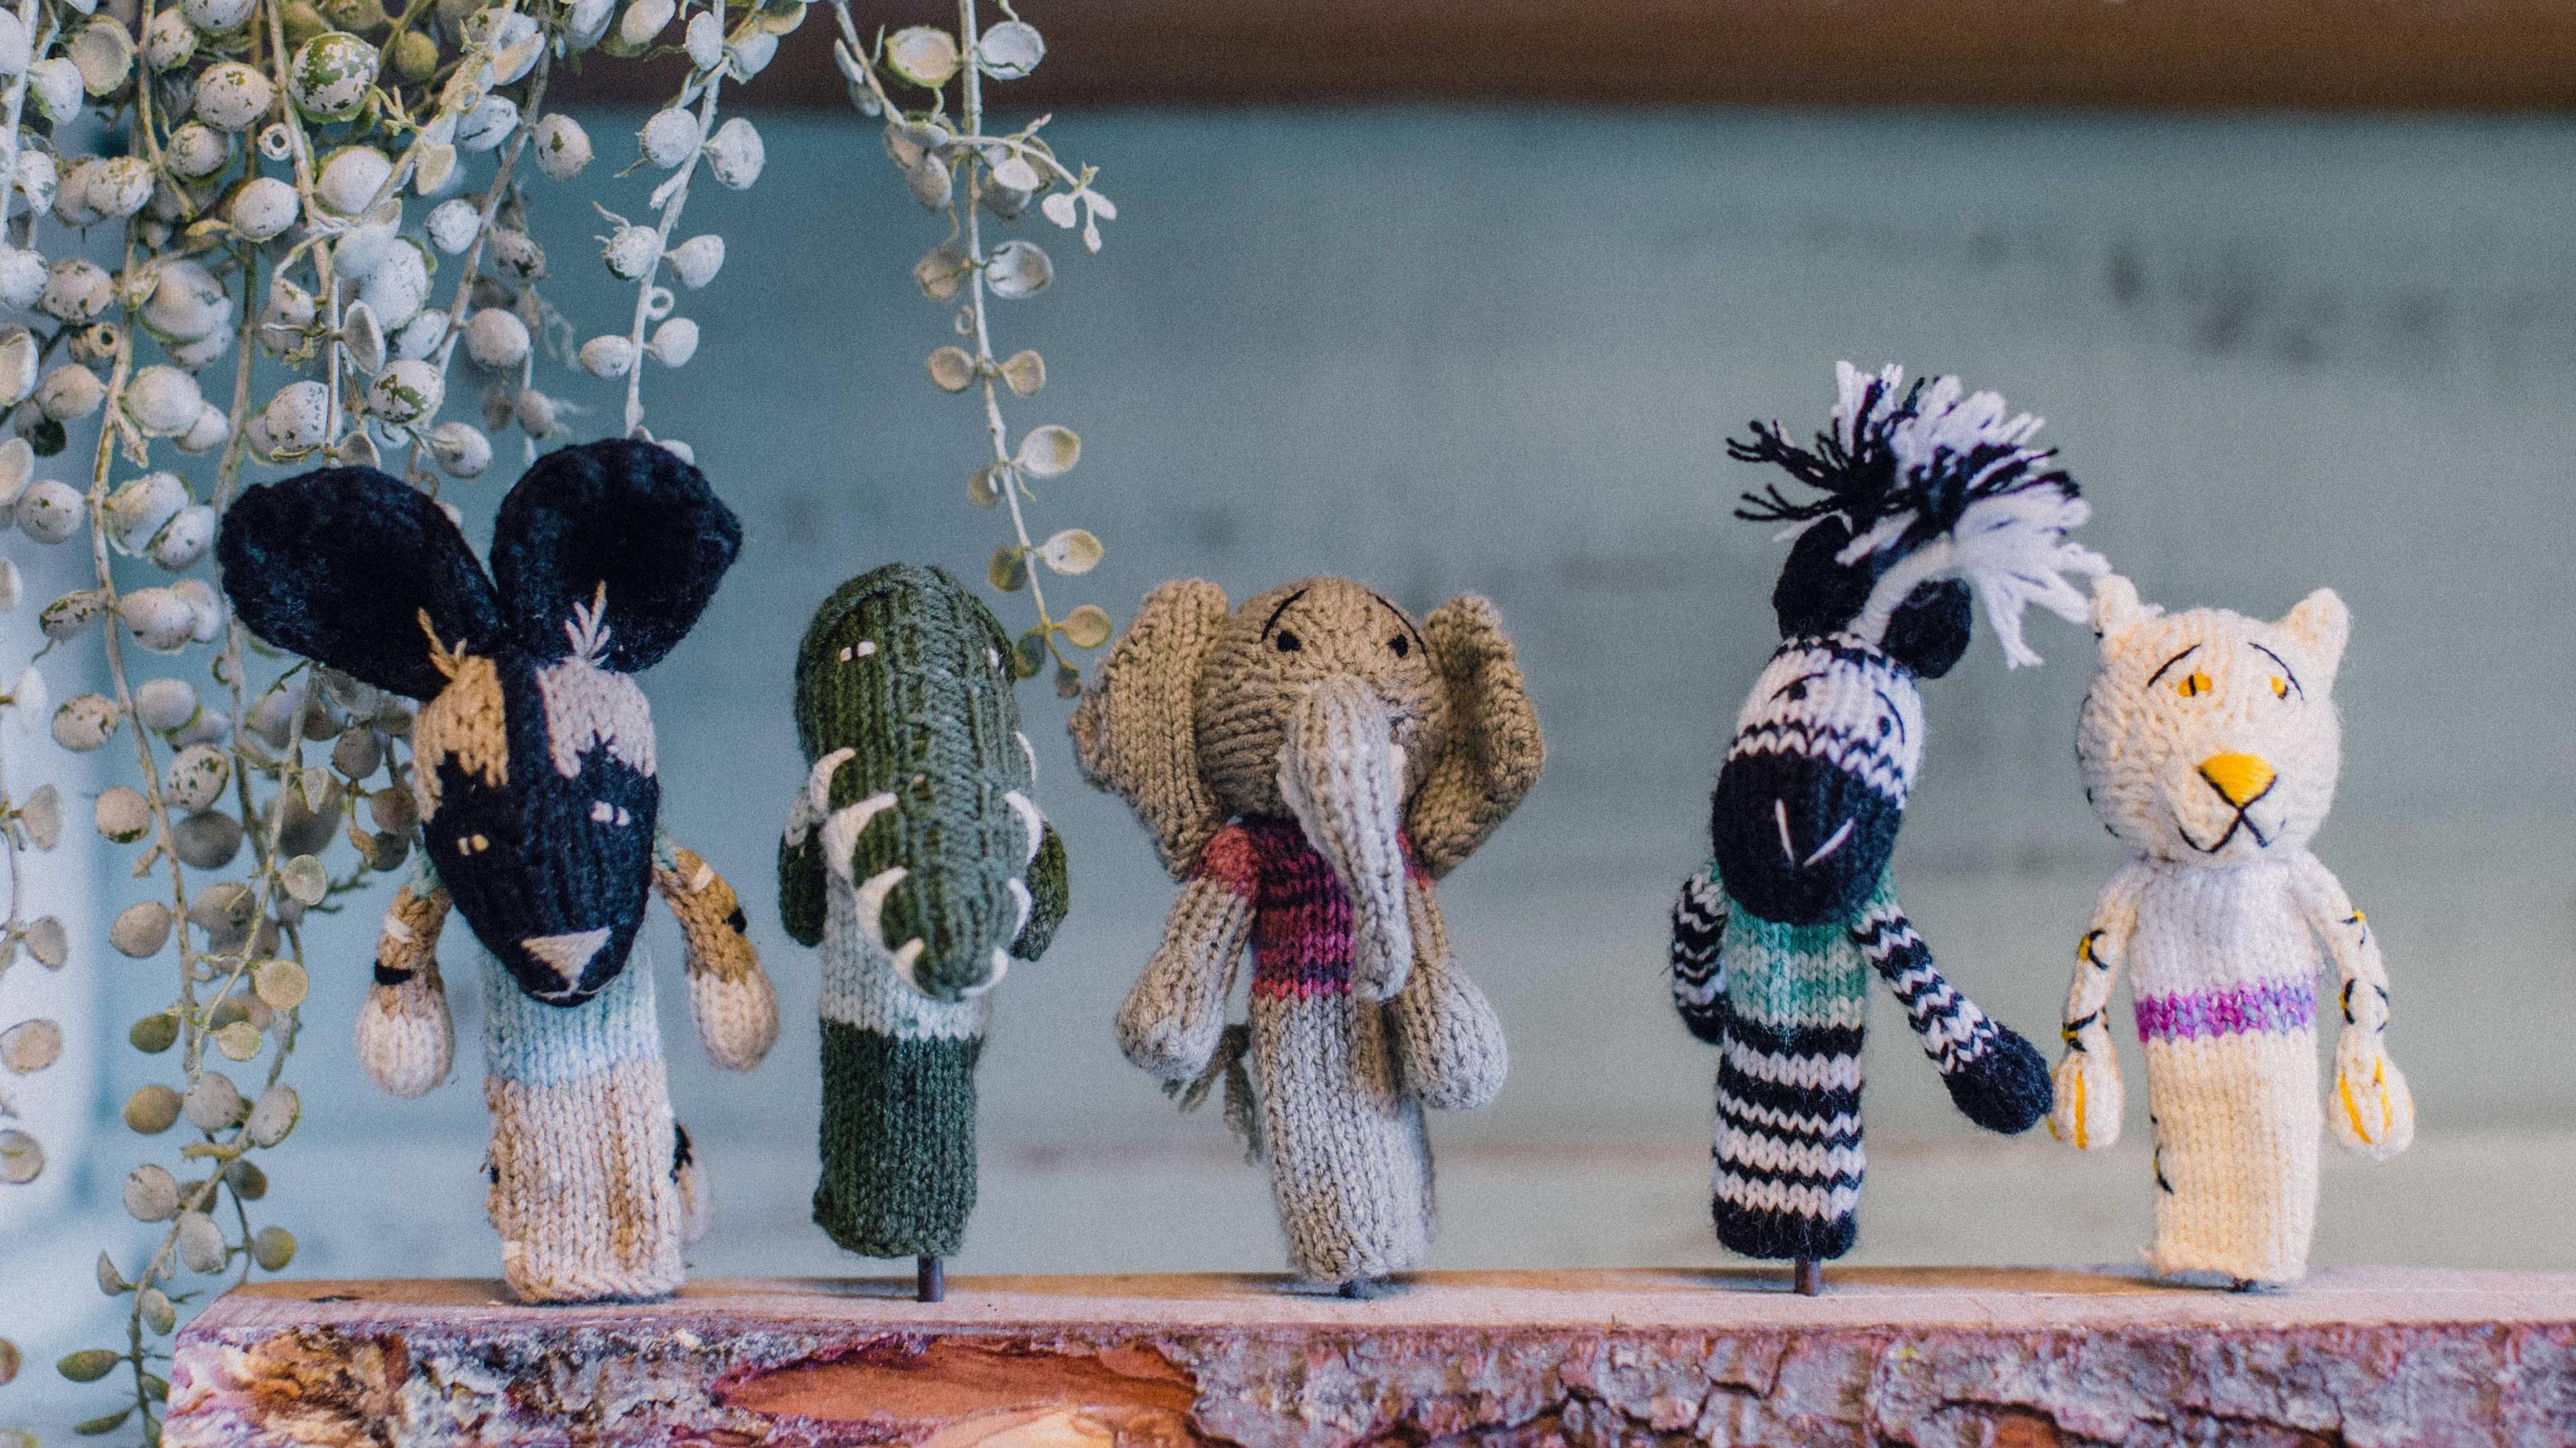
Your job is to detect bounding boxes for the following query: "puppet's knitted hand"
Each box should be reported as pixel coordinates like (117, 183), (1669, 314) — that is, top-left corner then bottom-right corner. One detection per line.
(2048, 1042), (2123, 1150)
(1943, 1025), (2051, 1135)
(1386, 879), (1505, 1110)
(357, 883), (453, 1098)
(2330, 1032), (2413, 1158)
(655, 845), (778, 1072)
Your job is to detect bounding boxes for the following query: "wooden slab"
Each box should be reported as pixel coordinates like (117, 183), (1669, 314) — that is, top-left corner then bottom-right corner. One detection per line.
(166, 1268), (2576, 1445)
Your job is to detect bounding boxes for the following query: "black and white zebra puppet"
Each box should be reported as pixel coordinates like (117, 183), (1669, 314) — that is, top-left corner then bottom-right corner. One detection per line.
(1670, 361), (2106, 1292)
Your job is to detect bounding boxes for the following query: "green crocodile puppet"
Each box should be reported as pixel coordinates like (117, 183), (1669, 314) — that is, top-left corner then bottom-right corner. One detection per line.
(780, 563), (1069, 1299)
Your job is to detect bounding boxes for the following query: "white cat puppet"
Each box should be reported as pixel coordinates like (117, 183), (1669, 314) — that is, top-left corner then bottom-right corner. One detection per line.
(2049, 575), (2411, 1287)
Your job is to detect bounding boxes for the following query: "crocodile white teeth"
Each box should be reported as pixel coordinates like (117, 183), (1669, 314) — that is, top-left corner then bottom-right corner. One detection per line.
(821, 793), (898, 883)
(1006, 877), (1032, 934)
(1003, 790), (1042, 865)
(855, 866), (908, 948)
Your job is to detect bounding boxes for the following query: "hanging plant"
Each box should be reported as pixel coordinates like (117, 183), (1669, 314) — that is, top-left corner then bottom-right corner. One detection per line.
(0, 0), (814, 1436)
(829, 0), (1114, 697)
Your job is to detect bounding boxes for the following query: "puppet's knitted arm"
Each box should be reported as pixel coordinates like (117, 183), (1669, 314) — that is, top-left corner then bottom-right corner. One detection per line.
(2049, 861), (2148, 1150)
(1118, 839), (1255, 1083)
(778, 748), (848, 949)
(1385, 875), (1507, 1110)
(1668, 861), (1731, 1045)
(653, 839), (779, 1072)
(1855, 889), (2050, 1135)
(357, 877), (455, 1097)
(1014, 822), (1069, 960)
(2293, 852), (2413, 1158)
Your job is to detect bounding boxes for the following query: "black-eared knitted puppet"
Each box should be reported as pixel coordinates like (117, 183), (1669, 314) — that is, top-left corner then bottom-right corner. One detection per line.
(1072, 577), (1542, 1294)
(1668, 362), (2103, 1290)
(217, 439), (777, 1304)
(778, 563), (1068, 1300)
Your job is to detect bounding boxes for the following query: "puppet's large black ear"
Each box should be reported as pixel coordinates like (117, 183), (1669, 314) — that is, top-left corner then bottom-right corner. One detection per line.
(218, 467), (504, 700)
(488, 439), (741, 672)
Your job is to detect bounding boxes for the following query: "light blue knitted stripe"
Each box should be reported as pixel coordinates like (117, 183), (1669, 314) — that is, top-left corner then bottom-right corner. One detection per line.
(482, 951), (663, 1087)
(1723, 884), (1872, 1029)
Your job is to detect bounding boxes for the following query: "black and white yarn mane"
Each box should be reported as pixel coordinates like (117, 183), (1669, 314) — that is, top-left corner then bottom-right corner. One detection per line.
(1731, 360), (2106, 673)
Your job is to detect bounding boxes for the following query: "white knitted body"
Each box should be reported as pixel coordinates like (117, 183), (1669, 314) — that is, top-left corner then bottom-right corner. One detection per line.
(480, 954), (684, 1302)
(819, 881), (987, 1042)
(2127, 858), (2324, 1282)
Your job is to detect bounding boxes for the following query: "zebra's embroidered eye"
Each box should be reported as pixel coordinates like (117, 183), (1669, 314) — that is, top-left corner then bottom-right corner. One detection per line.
(2176, 671), (2212, 699)
(1389, 634), (1409, 658)
(2270, 677), (2288, 699)
(1275, 629), (1301, 653)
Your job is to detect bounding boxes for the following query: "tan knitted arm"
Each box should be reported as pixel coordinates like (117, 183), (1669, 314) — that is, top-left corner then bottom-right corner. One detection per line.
(357, 882), (454, 1099)
(2048, 860), (2150, 1151)
(1117, 875), (1254, 1083)
(2293, 852), (2413, 1159)
(1384, 875), (1507, 1111)
(653, 844), (780, 1072)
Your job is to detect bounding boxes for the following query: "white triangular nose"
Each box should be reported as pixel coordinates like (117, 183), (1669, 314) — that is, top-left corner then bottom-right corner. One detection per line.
(520, 928), (611, 988)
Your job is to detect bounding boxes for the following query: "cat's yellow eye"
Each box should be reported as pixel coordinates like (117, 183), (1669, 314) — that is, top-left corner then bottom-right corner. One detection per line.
(2176, 670), (2212, 698)
(2270, 676), (2289, 699)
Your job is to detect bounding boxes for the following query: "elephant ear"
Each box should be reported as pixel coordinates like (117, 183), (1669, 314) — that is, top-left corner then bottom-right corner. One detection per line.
(1407, 594), (1544, 879)
(1071, 578), (1230, 879)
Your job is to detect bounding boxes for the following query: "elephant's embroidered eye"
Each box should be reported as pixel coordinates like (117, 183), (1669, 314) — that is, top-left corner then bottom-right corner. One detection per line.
(2270, 676), (2288, 699)
(1275, 629), (1301, 653)
(2176, 671), (2211, 699)
(1389, 634), (1409, 658)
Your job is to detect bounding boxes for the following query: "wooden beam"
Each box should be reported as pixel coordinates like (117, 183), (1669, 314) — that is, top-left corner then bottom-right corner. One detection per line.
(559, 1), (2576, 111)
(165, 1268), (2576, 1444)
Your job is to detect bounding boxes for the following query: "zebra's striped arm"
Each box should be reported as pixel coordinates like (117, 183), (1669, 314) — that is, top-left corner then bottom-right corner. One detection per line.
(1669, 861), (1731, 1045)
(1853, 897), (2050, 1135)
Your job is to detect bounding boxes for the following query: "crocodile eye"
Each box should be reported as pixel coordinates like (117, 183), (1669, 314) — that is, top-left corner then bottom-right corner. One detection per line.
(1389, 634), (1409, 658)
(1275, 629), (1301, 653)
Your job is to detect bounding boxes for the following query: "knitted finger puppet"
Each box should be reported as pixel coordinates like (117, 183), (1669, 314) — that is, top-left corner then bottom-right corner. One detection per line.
(777, 563), (1068, 1300)
(2049, 575), (2409, 1286)
(217, 438), (777, 1303)
(1670, 362), (2101, 1291)
(1073, 577), (1542, 1293)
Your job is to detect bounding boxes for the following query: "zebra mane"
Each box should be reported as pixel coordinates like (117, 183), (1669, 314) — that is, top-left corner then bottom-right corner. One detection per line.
(1728, 361), (2108, 668)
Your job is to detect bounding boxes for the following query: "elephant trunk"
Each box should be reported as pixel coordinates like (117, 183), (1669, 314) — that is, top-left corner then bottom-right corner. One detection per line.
(1278, 675), (1413, 1001)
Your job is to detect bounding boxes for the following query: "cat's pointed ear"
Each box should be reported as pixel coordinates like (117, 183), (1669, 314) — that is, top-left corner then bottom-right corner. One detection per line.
(488, 439), (741, 671)
(2089, 573), (2157, 643)
(218, 467), (503, 700)
(2277, 588), (2349, 691)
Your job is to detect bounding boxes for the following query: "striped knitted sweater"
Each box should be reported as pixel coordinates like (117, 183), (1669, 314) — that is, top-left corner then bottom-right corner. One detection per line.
(1672, 861), (2037, 1261)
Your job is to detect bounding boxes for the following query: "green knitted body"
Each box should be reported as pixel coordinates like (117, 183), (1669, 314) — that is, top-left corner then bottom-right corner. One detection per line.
(782, 563), (1067, 1262)
(815, 1019), (982, 1258)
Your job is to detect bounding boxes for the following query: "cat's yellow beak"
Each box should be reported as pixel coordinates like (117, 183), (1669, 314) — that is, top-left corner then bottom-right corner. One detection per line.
(2198, 752), (2277, 807)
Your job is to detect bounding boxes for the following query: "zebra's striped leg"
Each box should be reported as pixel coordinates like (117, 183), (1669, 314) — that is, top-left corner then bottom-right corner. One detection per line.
(1854, 901), (2051, 1135)
(1711, 1012), (1864, 1262)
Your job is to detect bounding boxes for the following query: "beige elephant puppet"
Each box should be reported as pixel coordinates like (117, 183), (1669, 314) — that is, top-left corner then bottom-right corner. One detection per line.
(1072, 577), (1544, 1292)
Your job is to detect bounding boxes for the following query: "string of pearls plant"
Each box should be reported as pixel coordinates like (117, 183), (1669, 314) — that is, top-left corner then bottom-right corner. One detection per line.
(0, 0), (802, 1435)
(828, 0), (1112, 695)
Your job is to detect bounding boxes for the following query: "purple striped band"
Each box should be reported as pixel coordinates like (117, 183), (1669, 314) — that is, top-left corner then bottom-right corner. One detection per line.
(2133, 978), (2315, 1043)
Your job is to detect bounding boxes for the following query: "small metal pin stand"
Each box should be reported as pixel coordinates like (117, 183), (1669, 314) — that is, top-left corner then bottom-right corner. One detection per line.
(916, 1255), (945, 1304)
(1793, 1258), (1823, 1296)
